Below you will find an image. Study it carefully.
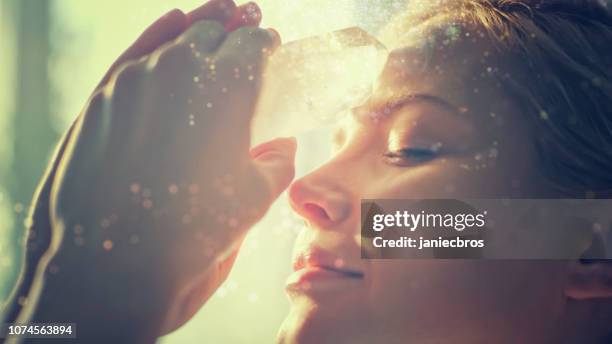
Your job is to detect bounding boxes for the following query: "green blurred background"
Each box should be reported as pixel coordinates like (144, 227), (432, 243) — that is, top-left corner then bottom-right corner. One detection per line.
(0, 0), (399, 342)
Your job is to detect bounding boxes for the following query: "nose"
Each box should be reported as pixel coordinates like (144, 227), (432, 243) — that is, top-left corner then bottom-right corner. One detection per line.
(288, 171), (353, 229)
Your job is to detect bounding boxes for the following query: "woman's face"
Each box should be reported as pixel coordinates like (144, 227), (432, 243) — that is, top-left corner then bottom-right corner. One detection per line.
(277, 20), (572, 344)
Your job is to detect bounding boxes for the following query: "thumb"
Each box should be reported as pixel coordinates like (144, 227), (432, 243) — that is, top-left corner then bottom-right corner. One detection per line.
(250, 137), (297, 201)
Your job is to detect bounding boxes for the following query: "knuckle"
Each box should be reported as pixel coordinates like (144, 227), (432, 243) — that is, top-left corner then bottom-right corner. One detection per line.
(89, 88), (106, 110)
(151, 42), (199, 82)
(112, 60), (146, 94)
(178, 20), (225, 50)
(155, 42), (196, 69)
(82, 89), (107, 127)
(183, 20), (225, 38)
(219, 27), (273, 72)
(166, 8), (185, 19)
(233, 26), (274, 48)
(106, 60), (148, 114)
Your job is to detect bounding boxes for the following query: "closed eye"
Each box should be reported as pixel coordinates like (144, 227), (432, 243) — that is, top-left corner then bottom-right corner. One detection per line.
(383, 147), (438, 166)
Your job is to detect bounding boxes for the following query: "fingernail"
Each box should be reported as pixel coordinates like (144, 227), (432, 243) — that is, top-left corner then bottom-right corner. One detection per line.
(224, 1), (261, 31)
(163, 8), (184, 20)
(266, 28), (281, 48)
(241, 2), (262, 23)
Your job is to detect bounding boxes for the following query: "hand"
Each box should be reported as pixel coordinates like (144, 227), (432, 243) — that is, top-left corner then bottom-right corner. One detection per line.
(11, 1), (294, 341)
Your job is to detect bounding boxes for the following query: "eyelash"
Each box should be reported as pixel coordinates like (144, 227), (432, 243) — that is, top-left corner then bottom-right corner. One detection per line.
(383, 147), (438, 166)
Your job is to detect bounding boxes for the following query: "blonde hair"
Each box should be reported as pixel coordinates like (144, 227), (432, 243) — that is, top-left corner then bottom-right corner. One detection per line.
(384, 0), (612, 198)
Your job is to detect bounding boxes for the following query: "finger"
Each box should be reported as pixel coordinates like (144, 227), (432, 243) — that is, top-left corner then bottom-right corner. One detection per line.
(266, 27), (282, 48)
(176, 20), (227, 53)
(251, 137), (297, 200)
(216, 25), (278, 67)
(187, 0), (237, 25)
(224, 2), (262, 31)
(96, 9), (188, 90)
(97, 0), (240, 91)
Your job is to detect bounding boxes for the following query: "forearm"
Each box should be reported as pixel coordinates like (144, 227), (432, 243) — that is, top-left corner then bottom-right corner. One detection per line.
(4, 225), (166, 344)
(25, 254), (162, 344)
(2, 122), (74, 327)
(2, 123), (159, 343)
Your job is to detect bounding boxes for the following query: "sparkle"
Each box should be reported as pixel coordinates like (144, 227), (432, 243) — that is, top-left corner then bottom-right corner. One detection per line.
(130, 183), (141, 193)
(142, 199), (153, 209)
(488, 148), (498, 158)
(168, 184), (179, 194)
(103, 240), (113, 251)
(593, 222), (602, 232)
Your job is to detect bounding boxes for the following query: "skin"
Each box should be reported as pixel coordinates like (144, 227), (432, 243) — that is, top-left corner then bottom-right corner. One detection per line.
(5, 1), (294, 342)
(5, 2), (612, 344)
(278, 16), (612, 344)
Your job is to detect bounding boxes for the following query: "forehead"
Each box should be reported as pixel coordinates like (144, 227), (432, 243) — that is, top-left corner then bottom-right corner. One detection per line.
(376, 18), (507, 109)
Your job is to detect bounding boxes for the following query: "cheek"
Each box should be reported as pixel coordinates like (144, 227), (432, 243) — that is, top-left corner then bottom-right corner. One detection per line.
(367, 260), (567, 340)
(367, 162), (516, 199)
(368, 141), (542, 199)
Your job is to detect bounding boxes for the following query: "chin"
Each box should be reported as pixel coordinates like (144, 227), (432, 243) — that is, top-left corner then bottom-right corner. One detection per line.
(277, 297), (373, 344)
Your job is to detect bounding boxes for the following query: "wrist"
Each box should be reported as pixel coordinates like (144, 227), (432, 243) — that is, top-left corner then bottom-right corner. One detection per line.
(28, 251), (165, 343)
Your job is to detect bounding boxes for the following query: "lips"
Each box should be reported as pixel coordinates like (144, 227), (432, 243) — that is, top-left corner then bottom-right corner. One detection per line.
(293, 248), (364, 277)
(286, 247), (364, 294)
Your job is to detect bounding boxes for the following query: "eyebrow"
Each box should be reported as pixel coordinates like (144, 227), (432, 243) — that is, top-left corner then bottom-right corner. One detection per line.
(370, 93), (460, 118)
